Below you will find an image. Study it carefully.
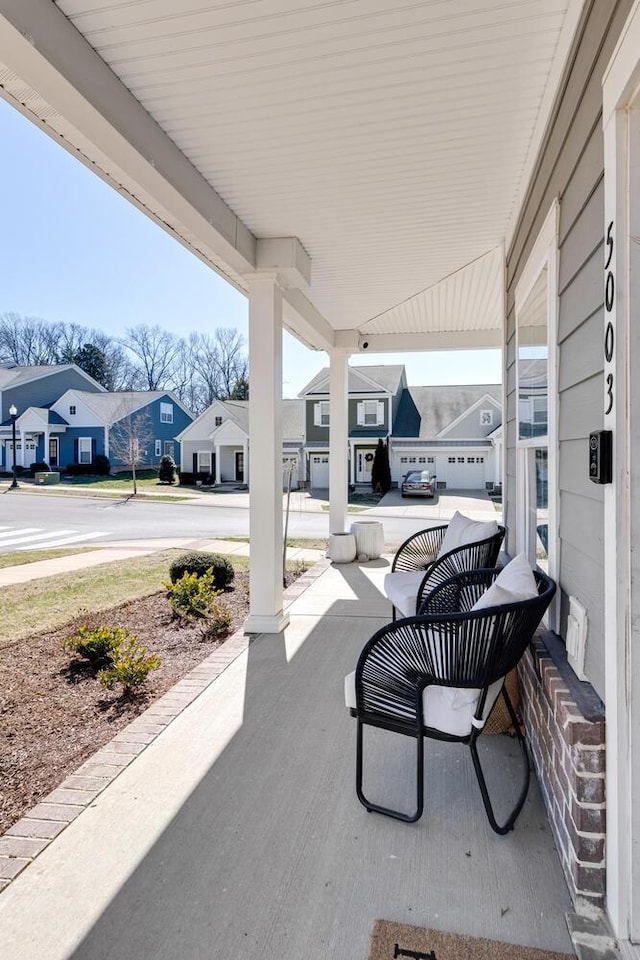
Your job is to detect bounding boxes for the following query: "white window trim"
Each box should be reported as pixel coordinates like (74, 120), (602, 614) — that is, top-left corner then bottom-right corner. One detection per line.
(603, 9), (640, 941)
(514, 200), (559, 630)
(160, 402), (174, 424)
(357, 399), (385, 426)
(197, 450), (212, 473)
(78, 436), (92, 465)
(155, 440), (162, 457)
(314, 401), (330, 427)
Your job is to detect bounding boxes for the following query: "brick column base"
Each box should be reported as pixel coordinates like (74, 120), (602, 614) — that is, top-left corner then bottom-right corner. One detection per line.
(519, 633), (605, 908)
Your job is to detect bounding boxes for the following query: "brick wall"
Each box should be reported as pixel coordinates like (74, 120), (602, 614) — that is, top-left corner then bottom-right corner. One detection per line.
(519, 634), (606, 907)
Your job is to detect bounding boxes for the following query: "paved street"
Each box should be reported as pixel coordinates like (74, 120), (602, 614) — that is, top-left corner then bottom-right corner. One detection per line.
(0, 487), (500, 553)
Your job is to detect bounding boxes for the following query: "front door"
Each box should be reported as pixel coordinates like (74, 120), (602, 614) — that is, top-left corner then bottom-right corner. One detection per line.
(235, 451), (244, 482)
(356, 449), (375, 483)
(48, 437), (59, 467)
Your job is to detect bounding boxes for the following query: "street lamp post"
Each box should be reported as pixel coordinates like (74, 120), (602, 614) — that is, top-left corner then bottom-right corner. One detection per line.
(9, 404), (18, 489)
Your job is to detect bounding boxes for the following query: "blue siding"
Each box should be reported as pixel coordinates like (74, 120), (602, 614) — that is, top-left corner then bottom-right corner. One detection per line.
(110, 396), (193, 468)
(1, 369), (102, 421)
(60, 427), (105, 468)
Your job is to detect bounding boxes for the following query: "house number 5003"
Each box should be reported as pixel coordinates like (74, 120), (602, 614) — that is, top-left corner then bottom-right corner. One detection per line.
(604, 220), (615, 416)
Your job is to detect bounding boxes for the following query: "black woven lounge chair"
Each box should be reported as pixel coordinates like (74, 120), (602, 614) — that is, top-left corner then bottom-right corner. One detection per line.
(386, 523), (505, 619)
(348, 567), (555, 833)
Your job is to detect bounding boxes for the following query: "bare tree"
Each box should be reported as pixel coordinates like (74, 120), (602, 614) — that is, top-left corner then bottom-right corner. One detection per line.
(190, 328), (248, 408)
(121, 324), (183, 390)
(0, 313), (61, 364)
(108, 400), (155, 496)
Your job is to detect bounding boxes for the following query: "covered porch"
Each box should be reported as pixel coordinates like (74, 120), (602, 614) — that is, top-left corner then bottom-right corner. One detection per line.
(0, 558), (573, 959)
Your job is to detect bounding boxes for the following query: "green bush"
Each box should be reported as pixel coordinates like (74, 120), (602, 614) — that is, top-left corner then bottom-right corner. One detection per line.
(166, 570), (224, 620)
(94, 454), (110, 476)
(168, 551), (235, 589)
(29, 461), (50, 478)
(63, 624), (127, 667)
(200, 594), (234, 639)
(99, 635), (161, 696)
(158, 454), (176, 484)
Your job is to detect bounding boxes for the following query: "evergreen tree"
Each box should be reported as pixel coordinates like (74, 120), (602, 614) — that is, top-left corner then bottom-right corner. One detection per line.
(371, 438), (391, 494)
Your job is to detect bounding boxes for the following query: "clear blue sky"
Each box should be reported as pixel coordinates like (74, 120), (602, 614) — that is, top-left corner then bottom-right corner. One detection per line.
(0, 98), (501, 398)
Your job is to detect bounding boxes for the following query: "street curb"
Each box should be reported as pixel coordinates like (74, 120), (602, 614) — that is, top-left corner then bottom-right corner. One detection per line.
(0, 555), (330, 893)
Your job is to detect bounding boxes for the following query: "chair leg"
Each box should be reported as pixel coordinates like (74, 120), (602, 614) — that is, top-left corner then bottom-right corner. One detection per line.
(356, 719), (424, 823)
(469, 687), (530, 835)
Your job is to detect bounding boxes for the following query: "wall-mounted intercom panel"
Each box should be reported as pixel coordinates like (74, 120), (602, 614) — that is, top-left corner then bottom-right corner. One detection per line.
(589, 430), (612, 484)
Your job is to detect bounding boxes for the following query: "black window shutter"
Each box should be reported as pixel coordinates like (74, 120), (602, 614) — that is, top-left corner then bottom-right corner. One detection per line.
(91, 438), (97, 461)
(74, 438), (78, 463)
(193, 452), (198, 473)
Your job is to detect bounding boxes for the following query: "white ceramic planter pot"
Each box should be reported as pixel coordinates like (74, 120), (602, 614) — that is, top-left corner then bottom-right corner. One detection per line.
(327, 532), (357, 563)
(350, 521), (385, 560)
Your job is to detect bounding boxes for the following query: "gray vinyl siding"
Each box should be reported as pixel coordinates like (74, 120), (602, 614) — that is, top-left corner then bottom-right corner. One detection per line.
(442, 408), (502, 441)
(505, 0), (633, 701)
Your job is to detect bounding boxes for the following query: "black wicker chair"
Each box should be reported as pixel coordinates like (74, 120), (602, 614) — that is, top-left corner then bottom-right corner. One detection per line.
(348, 567), (555, 833)
(386, 524), (505, 619)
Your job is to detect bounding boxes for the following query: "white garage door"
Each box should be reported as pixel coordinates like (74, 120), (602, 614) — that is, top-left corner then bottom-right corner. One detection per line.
(444, 455), (486, 489)
(310, 454), (330, 489)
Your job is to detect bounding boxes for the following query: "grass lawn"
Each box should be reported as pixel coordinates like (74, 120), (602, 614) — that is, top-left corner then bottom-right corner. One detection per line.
(0, 550), (316, 647)
(223, 535), (328, 551)
(0, 546), (102, 569)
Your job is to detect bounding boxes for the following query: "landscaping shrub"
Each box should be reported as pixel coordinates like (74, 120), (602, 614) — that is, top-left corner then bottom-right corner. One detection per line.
(29, 461), (50, 477)
(64, 463), (97, 476)
(168, 551), (235, 589)
(94, 454), (110, 476)
(200, 594), (234, 639)
(166, 570), (225, 620)
(158, 454), (176, 484)
(99, 634), (161, 696)
(178, 471), (211, 486)
(63, 624), (128, 667)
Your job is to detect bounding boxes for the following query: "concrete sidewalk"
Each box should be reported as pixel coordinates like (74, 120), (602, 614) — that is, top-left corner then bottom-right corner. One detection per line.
(0, 538), (325, 586)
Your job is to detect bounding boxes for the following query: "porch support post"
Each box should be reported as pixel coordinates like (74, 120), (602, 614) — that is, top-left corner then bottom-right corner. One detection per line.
(244, 274), (289, 635)
(215, 444), (221, 484)
(19, 429), (25, 466)
(44, 425), (50, 465)
(329, 350), (350, 534)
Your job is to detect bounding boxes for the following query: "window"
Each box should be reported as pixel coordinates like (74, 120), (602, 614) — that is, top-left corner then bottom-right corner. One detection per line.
(164, 441), (175, 459)
(427, 457), (435, 464)
(448, 457), (456, 464)
(418, 456), (426, 463)
(313, 401), (330, 427)
(480, 409), (493, 426)
(160, 402), (173, 424)
(467, 457), (475, 464)
(69, 405), (76, 416)
(78, 437), (92, 465)
(197, 451), (211, 472)
(457, 457), (465, 464)
(155, 440), (162, 457)
(409, 456), (416, 463)
(215, 416), (223, 427)
(357, 400), (384, 426)
(515, 202), (558, 590)
(400, 456), (408, 463)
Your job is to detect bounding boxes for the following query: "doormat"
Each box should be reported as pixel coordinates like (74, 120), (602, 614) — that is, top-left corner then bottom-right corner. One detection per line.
(368, 921), (575, 960)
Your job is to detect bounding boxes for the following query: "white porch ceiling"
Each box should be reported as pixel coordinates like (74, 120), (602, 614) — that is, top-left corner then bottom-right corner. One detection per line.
(0, 0), (584, 351)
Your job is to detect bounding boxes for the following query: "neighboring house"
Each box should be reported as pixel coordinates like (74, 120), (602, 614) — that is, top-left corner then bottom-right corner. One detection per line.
(0, 362), (105, 471)
(49, 390), (193, 470)
(300, 365), (502, 490)
(0, 370), (193, 471)
(177, 397), (305, 486)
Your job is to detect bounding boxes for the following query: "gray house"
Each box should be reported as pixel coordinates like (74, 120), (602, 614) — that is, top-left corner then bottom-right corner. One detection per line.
(300, 364), (502, 490)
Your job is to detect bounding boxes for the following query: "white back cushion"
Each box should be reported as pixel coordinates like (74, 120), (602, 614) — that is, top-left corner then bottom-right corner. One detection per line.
(471, 552), (539, 610)
(383, 571), (425, 617)
(437, 511), (499, 559)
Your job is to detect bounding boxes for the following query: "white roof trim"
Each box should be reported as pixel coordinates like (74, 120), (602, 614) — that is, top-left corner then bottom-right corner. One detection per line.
(437, 393), (501, 439)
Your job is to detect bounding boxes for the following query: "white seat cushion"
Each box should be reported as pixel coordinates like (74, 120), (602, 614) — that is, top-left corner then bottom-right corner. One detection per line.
(471, 552), (538, 610)
(437, 511), (499, 559)
(344, 670), (503, 738)
(383, 570), (425, 617)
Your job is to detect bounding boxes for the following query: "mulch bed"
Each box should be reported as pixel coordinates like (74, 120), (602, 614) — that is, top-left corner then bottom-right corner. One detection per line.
(0, 572), (260, 835)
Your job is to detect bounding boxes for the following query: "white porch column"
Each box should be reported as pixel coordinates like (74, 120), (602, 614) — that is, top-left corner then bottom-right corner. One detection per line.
(329, 350), (350, 534)
(104, 425), (110, 459)
(215, 444), (221, 484)
(244, 274), (289, 634)
(44, 426), (50, 465)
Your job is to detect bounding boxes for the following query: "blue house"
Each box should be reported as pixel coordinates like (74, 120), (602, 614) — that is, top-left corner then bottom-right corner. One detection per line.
(0, 364), (193, 472)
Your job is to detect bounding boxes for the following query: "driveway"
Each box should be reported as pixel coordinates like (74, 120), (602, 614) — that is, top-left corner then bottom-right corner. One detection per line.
(364, 488), (500, 522)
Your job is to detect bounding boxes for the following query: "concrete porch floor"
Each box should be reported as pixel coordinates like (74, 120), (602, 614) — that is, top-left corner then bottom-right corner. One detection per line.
(0, 560), (573, 959)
